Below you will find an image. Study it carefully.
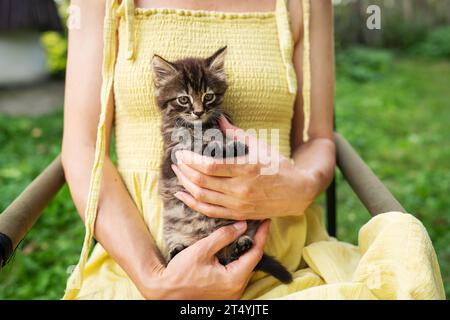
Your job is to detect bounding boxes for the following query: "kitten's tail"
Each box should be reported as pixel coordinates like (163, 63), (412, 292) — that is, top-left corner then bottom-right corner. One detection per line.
(255, 254), (293, 284)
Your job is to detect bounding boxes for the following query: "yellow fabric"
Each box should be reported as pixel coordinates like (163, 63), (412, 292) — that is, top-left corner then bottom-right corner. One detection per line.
(63, 0), (445, 300)
(301, 0), (311, 142)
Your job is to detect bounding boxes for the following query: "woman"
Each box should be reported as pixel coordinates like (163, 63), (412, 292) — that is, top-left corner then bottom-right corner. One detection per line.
(61, 0), (444, 299)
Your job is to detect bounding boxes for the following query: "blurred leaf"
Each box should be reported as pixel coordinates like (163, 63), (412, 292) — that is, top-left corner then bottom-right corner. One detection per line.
(413, 27), (450, 59)
(41, 31), (67, 77)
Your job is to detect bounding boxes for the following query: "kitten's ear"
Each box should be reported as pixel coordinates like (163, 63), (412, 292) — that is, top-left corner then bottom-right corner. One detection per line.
(152, 54), (178, 87)
(206, 46), (227, 75)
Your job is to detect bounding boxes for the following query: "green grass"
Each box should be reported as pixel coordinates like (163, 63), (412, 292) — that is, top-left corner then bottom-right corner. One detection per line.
(0, 54), (449, 299)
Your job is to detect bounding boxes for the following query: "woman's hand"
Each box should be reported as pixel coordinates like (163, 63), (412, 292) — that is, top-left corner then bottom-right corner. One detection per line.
(171, 117), (318, 220)
(139, 220), (270, 299)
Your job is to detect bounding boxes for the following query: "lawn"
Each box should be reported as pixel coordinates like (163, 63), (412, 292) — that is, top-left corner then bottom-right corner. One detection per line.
(0, 53), (449, 299)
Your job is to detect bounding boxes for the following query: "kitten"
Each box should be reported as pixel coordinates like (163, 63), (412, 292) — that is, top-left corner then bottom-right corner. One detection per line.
(152, 46), (292, 284)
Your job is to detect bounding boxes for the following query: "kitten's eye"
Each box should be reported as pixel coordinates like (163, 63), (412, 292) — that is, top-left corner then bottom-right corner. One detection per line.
(203, 93), (215, 104)
(177, 96), (190, 106)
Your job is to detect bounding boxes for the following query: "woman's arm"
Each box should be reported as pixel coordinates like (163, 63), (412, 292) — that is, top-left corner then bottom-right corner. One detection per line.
(290, 0), (336, 198)
(62, 0), (165, 292)
(170, 0), (336, 219)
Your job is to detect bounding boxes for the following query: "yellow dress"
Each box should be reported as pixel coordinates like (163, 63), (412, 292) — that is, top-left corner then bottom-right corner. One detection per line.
(63, 0), (445, 300)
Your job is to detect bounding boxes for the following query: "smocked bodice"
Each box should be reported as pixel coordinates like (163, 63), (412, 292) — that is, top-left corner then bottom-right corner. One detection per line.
(113, 4), (298, 172)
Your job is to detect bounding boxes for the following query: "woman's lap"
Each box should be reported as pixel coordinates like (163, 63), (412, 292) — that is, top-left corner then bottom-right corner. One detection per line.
(69, 209), (445, 300)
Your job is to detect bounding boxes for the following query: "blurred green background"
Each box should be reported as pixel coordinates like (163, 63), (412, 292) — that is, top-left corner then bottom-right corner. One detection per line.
(0, 0), (449, 299)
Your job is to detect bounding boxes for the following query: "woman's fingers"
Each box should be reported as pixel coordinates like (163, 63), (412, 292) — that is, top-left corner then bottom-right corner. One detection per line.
(172, 165), (234, 205)
(175, 161), (234, 194)
(194, 221), (248, 258)
(172, 164), (223, 201)
(172, 164), (253, 213)
(226, 220), (271, 277)
(176, 150), (258, 178)
(174, 191), (245, 220)
(175, 161), (258, 201)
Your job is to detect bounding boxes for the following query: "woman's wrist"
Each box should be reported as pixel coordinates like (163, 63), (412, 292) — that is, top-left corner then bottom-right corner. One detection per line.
(136, 261), (169, 299)
(138, 264), (192, 299)
(290, 166), (321, 215)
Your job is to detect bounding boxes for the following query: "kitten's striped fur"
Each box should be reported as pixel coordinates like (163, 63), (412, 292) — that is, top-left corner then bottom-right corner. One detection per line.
(152, 47), (292, 284)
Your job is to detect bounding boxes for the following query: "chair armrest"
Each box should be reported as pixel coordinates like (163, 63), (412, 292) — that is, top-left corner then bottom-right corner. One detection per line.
(0, 155), (65, 267)
(335, 133), (406, 216)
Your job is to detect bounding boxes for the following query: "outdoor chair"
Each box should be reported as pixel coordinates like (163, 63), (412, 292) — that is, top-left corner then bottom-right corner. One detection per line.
(0, 133), (406, 268)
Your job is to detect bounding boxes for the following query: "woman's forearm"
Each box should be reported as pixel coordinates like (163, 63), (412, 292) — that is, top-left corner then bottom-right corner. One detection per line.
(61, 149), (165, 290)
(292, 137), (336, 204)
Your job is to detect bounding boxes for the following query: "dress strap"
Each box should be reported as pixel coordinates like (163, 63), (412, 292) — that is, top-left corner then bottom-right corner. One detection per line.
(275, 0), (297, 95)
(276, 0), (311, 142)
(117, 0), (136, 60)
(301, 0), (311, 142)
(63, 0), (120, 300)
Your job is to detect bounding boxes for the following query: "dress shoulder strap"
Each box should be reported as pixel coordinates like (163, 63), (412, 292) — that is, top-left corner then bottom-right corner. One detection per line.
(117, 0), (136, 60)
(276, 0), (311, 142)
(275, 0), (298, 96)
(301, 0), (311, 142)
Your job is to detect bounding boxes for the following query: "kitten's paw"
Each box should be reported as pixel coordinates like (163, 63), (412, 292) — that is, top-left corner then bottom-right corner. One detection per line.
(168, 244), (187, 261)
(231, 235), (253, 260)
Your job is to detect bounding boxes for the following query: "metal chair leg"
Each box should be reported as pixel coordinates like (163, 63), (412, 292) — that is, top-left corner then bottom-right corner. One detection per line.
(326, 176), (337, 237)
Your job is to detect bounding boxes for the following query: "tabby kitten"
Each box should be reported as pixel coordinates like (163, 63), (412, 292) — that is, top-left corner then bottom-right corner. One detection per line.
(152, 46), (292, 284)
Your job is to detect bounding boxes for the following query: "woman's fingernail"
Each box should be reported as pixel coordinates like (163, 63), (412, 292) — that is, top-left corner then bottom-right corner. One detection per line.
(175, 151), (183, 163)
(174, 192), (183, 200)
(233, 221), (247, 231)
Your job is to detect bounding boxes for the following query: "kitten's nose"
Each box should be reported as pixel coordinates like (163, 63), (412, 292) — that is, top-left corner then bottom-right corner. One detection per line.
(193, 111), (204, 117)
